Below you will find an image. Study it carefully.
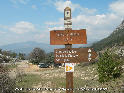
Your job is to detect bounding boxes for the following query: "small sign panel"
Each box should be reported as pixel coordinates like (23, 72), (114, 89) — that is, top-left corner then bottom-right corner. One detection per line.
(65, 63), (74, 72)
(50, 29), (87, 45)
(54, 48), (98, 63)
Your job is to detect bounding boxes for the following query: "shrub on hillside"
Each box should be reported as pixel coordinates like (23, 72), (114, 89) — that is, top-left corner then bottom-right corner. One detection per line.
(0, 55), (11, 63)
(97, 50), (122, 83)
(0, 64), (16, 93)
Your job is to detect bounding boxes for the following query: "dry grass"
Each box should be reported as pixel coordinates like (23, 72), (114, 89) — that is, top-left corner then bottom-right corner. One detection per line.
(9, 61), (124, 93)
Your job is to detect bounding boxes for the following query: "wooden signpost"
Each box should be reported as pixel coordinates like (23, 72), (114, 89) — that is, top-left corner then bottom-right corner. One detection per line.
(49, 1), (97, 93)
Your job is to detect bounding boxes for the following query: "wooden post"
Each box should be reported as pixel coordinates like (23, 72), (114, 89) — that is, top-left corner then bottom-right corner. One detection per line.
(66, 72), (73, 93)
(64, 4), (73, 93)
(64, 4), (73, 92)
(65, 33), (73, 93)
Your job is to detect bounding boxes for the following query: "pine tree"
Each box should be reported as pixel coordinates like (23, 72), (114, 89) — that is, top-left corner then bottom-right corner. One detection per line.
(97, 50), (122, 83)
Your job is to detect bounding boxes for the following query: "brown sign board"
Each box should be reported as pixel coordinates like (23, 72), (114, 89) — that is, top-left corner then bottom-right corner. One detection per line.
(50, 29), (87, 45)
(54, 48), (97, 63)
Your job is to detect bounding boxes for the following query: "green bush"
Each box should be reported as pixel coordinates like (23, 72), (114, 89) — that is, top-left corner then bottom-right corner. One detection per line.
(97, 50), (122, 83)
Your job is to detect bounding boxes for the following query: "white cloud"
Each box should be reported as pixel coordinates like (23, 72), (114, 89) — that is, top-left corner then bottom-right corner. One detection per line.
(54, 0), (96, 14)
(45, 18), (64, 31)
(72, 13), (119, 28)
(72, 13), (121, 41)
(46, 0), (123, 43)
(0, 22), (50, 45)
(110, 0), (124, 16)
(48, 26), (64, 31)
(6, 0), (124, 44)
(9, 21), (36, 34)
(55, 0), (75, 12)
(79, 8), (96, 15)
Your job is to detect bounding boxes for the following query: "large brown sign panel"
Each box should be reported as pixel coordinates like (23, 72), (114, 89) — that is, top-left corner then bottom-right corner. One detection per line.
(50, 29), (87, 45)
(54, 48), (97, 63)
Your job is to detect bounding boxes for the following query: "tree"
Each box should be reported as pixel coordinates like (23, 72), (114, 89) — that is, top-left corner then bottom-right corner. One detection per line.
(29, 48), (45, 65)
(18, 53), (25, 60)
(97, 50), (122, 83)
(45, 52), (54, 64)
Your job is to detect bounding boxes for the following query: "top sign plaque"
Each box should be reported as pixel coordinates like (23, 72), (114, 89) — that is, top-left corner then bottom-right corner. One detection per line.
(50, 29), (87, 45)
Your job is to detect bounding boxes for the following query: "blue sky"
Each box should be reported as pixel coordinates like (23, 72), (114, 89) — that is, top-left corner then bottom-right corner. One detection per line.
(0, 0), (124, 46)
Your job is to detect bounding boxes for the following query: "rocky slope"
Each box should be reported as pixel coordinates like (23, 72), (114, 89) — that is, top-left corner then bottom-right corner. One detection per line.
(92, 20), (124, 51)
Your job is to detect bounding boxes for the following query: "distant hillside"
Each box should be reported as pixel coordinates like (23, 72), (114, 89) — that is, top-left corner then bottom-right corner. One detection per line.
(91, 20), (124, 51)
(0, 41), (61, 54)
(0, 41), (92, 55)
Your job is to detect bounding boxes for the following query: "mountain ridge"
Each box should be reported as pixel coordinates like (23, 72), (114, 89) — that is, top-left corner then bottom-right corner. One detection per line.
(0, 41), (93, 54)
(91, 20), (124, 51)
(0, 41), (55, 54)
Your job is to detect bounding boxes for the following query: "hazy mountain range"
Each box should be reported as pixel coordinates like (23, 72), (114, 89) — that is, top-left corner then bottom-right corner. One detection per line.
(0, 41), (92, 54)
(0, 41), (60, 54)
